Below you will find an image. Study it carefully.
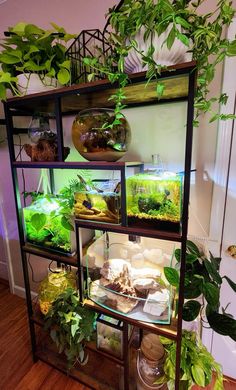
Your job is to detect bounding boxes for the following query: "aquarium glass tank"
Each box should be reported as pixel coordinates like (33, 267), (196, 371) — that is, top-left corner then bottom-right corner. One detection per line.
(96, 314), (125, 359)
(85, 231), (175, 324)
(23, 195), (75, 254)
(74, 180), (121, 224)
(126, 172), (182, 232)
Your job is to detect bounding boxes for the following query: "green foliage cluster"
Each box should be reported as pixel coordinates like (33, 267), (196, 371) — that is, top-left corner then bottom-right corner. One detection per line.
(44, 288), (96, 368)
(156, 330), (223, 390)
(84, 0), (236, 126)
(0, 22), (76, 99)
(126, 174), (181, 222)
(164, 240), (236, 341)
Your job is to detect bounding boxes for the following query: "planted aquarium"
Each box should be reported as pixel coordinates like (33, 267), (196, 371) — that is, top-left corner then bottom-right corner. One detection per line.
(74, 180), (121, 224)
(23, 195), (75, 255)
(126, 172), (182, 232)
(85, 231), (174, 324)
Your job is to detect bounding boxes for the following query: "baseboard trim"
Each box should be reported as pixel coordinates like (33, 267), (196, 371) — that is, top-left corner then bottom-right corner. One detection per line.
(13, 284), (37, 299)
(0, 277), (9, 287)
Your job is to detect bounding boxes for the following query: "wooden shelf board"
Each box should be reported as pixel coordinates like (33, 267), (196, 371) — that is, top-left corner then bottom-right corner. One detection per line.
(76, 220), (182, 242)
(84, 299), (177, 340)
(22, 244), (77, 266)
(6, 62), (195, 114)
(12, 160), (142, 169)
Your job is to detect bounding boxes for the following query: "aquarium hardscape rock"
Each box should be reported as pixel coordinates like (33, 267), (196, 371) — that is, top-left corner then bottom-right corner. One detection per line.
(126, 173), (182, 232)
(23, 195), (75, 255)
(89, 258), (172, 324)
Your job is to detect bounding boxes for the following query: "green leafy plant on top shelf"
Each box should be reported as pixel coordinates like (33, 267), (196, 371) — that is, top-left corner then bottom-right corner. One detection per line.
(44, 288), (96, 368)
(84, 0), (236, 127)
(0, 22), (76, 99)
(164, 240), (236, 341)
(156, 330), (223, 390)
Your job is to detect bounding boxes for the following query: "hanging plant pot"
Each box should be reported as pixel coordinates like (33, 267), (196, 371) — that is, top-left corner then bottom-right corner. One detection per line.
(125, 26), (192, 74)
(72, 108), (131, 162)
(17, 73), (61, 95)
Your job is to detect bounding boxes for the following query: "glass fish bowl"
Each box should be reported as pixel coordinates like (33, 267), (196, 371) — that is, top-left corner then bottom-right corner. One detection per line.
(23, 195), (75, 255)
(71, 108), (131, 162)
(38, 268), (76, 315)
(85, 231), (174, 324)
(126, 172), (182, 232)
(74, 180), (121, 224)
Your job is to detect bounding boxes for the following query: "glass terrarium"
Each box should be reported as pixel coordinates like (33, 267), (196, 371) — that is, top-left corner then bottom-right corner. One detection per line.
(126, 171), (182, 232)
(85, 231), (175, 324)
(71, 108), (131, 162)
(38, 268), (76, 315)
(74, 180), (121, 224)
(96, 314), (130, 359)
(23, 195), (76, 255)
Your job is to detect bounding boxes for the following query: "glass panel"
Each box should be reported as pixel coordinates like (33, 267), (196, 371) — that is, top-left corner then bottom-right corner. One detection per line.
(84, 230), (177, 324)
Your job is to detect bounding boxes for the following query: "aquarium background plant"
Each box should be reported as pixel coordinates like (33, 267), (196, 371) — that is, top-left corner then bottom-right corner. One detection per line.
(126, 173), (182, 223)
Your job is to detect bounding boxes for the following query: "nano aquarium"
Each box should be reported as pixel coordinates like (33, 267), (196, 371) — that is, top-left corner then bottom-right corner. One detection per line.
(23, 195), (75, 255)
(74, 180), (121, 224)
(96, 314), (129, 359)
(84, 231), (175, 324)
(126, 172), (182, 232)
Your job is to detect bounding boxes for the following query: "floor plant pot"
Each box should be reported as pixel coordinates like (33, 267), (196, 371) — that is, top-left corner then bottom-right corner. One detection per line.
(17, 73), (61, 95)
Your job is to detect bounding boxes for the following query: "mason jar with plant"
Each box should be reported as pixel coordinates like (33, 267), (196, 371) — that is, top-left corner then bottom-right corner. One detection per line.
(0, 22), (76, 99)
(84, 0), (236, 127)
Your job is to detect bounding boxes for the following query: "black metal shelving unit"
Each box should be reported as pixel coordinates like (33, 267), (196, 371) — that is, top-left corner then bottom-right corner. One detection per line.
(4, 61), (196, 390)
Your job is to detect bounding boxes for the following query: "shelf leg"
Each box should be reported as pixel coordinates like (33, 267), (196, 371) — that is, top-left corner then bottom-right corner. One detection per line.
(123, 322), (129, 390)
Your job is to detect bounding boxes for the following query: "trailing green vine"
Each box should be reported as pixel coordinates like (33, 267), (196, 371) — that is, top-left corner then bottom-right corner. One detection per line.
(84, 0), (236, 126)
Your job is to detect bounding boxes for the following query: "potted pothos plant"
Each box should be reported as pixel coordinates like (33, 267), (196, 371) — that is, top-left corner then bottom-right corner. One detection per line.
(84, 0), (236, 126)
(164, 240), (236, 341)
(157, 330), (223, 390)
(44, 288), (96, 368)
(0, 22), (76, 99)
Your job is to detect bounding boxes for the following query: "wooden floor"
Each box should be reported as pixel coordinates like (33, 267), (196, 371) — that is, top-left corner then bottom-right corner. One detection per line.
(0, 282), (89, 390)
(0, 281), (235, 390)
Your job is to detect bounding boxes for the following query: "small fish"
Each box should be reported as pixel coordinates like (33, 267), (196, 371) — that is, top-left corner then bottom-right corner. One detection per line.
(83, 200), (92, 209)
(164, 189), (170, 196)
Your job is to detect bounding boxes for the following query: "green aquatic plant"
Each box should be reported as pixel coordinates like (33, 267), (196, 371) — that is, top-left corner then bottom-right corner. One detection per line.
(126, 174), (181, 222)
(156, 330), (223, 390)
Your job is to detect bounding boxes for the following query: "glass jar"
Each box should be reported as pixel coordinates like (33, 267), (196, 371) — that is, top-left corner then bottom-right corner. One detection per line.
(28, 113), (56, 144)
(38, 268), (76, 315)
(136, 333), (167, 390)
(71, 108), (131, 162)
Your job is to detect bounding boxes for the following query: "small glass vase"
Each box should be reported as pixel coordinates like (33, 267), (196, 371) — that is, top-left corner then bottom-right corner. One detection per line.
(71, 108), (131, 162)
